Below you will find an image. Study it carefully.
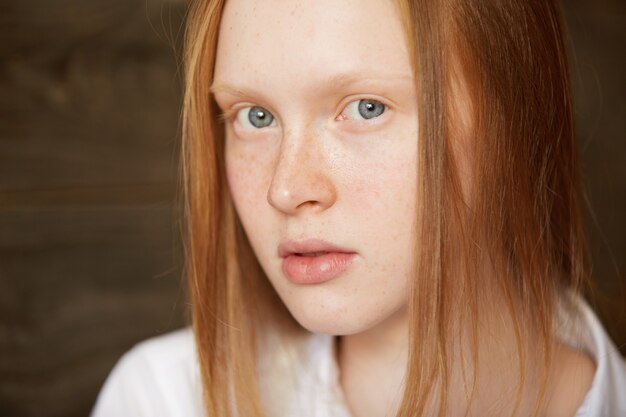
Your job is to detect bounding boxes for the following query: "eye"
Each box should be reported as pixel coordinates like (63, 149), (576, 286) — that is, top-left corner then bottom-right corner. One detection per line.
(236, 106), (275, 128)
(342, 99), (386, 120)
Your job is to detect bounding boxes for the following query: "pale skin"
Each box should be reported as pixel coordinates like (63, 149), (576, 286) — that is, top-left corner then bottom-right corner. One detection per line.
(212, 0), (595, 416)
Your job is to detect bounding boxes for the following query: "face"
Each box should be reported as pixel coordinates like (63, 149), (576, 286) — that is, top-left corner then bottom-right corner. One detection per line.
(213, 0), (419, 335)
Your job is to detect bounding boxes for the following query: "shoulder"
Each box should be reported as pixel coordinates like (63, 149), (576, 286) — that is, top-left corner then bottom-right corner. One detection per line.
(91, 327), (204, 417)
(547, 342), (596, 417)
(555, 296), (626, 417)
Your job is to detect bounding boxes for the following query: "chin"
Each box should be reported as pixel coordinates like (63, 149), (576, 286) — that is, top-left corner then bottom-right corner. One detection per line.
(281, 298), (383, 336)
(266, 271), (409, 336)
(294, 315), (368, 336)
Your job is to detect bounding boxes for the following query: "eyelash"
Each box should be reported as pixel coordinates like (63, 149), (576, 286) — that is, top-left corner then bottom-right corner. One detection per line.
(221, 98), (389, 130)
(337, 99), (386, 122)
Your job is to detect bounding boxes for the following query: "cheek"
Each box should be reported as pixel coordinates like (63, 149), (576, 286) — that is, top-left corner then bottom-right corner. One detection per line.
(225, 141), (277, 266)
(333, 136), (418, 294)
(225, 139), (271, 212)
(343, 133), (418, 231)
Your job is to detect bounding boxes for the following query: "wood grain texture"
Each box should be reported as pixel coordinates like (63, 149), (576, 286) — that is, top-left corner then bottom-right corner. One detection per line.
(1, 1), (187, 416)
(564, 0), (626, 353)
(0, 208), (185, 417)
(0, 0), (624, 416)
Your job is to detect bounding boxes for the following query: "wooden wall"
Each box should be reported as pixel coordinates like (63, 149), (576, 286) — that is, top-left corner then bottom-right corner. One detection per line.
(565, 0), (626, 351)
(1, 1), (187, 416)
(0, 1), (624, 416)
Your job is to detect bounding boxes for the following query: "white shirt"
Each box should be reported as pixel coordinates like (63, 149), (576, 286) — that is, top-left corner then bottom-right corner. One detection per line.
(91, 299), (626, 417)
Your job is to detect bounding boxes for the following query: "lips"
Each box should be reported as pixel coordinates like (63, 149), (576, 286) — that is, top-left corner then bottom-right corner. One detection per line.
(278, 239), (353, 257)
(279, 239), (356, 284)
(297, 251), (328, 257)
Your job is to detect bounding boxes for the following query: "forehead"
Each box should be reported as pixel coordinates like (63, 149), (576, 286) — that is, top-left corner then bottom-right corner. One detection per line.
(214, 0), (412, 93)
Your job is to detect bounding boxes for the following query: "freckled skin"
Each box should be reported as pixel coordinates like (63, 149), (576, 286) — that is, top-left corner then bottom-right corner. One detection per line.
(214, 0), (418, 336)
(210, 3), (599, 417)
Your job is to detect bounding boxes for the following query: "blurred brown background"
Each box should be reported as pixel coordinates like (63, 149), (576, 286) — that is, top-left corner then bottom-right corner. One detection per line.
(0, 1), (624, 416)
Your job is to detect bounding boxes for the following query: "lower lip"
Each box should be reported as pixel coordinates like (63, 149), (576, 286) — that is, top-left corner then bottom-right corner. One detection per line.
(282, 252), (356, 284)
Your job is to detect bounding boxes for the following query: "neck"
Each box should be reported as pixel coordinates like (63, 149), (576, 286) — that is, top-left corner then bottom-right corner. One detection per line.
(338, 305), (410, 417)
(336, 293), (560, 417)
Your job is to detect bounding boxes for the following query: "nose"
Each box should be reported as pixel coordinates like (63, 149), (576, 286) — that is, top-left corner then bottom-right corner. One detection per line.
(267, 128), (337, 215)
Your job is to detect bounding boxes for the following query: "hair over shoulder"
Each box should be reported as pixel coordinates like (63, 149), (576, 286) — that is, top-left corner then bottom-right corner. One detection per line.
(181, 1), (588, 416)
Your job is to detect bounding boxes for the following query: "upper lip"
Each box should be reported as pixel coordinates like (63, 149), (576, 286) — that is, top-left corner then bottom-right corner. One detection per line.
(278, 238), (356, 258)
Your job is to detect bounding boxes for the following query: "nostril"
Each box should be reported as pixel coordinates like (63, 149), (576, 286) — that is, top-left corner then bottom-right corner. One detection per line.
(266, 143), (337, 215)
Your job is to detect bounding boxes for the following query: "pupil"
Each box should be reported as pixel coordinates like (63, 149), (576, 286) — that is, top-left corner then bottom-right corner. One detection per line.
(358, 100), (384, 120)
(248, 106), (274, 128)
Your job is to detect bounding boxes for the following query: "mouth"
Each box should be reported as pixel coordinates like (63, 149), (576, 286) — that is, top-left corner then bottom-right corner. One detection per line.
(279, 239), (356, 284)
(278, 239), (355, 258)
(295, 251), (329, 257)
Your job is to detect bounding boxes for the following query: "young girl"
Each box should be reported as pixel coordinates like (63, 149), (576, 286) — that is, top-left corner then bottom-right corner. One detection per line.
(92, 0), (626, 416)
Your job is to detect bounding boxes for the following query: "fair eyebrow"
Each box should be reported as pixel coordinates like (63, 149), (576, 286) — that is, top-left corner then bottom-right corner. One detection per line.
(209, 83), (247, 97)
(209, 71), (414, 98)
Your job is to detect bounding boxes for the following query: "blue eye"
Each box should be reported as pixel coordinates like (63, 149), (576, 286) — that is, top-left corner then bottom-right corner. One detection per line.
(237, 106), (275, 128)
(344, 99), (386, 120)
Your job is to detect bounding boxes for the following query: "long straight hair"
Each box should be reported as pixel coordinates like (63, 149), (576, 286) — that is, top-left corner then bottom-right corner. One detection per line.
(181, 1), (588, 416)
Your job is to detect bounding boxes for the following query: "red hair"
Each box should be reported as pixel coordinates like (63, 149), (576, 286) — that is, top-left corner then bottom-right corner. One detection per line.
(181, 1), (588, 416)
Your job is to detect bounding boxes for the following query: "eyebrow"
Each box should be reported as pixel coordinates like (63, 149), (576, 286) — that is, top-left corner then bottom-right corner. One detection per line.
(209, 71), (414, 97)
(209, 83), (248, 97)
